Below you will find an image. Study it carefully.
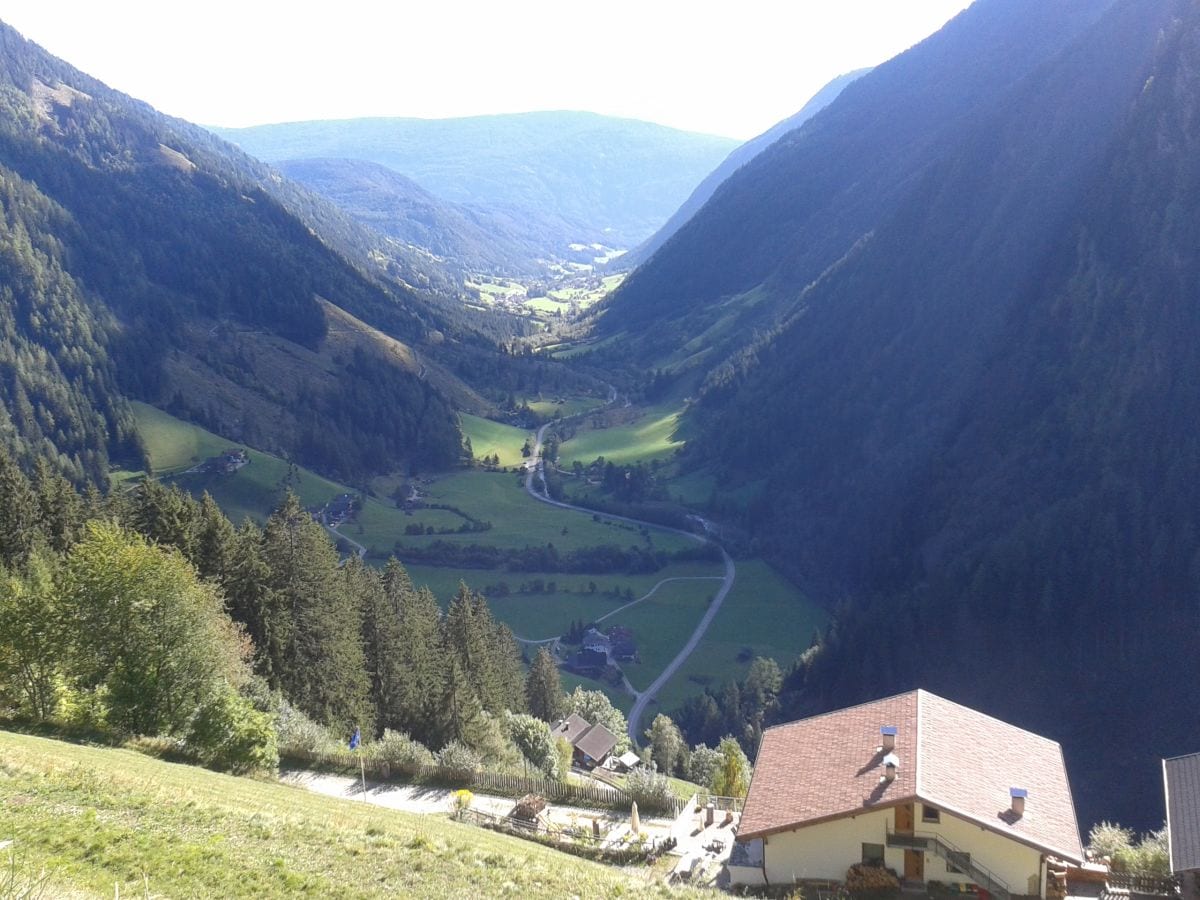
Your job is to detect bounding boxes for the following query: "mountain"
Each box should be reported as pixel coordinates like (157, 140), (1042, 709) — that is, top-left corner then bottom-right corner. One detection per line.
(274, 157), (575, 276)
(620, 69), (870, 270)
(597, 0), (1200, 829)
(213, 112), (739, 258)
(0, 21), (483, 482)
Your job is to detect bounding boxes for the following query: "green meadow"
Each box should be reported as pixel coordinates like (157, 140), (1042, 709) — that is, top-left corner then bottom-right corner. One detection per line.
(557, 405), (687, 467)
(0, 731), (701, 899)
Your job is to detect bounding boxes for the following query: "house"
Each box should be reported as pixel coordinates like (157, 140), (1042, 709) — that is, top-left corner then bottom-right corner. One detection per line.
(1164, 751), (1200, 900)
(731, 689), (1083, 898)
(582, 628), (611, 657)
(572, 722), (618, 769)
(550, 713), (591, 747)
(565, 648), (608, 678)
(548, 714), (619, 770)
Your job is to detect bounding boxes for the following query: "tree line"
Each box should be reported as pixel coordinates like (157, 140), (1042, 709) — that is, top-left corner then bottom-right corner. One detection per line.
(0, 452), (614, 773)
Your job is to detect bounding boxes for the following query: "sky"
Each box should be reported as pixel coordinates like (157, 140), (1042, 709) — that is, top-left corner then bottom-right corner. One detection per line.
(2, 1), (973, 140)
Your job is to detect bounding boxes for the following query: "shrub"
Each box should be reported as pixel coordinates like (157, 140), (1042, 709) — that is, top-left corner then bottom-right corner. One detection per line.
(452, 789), (473, 817)
(188, 690), (279, 774)
(369, 730), (435, 772)
(275, 700), (338, 755)
(437, 740), (481, 773)
(624, 767), (675, 814)
(1087, 821), (1134, 860)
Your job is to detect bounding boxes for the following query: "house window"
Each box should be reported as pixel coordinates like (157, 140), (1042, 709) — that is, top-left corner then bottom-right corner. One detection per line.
(922, 804), (941, 824)
(946, 851), (971, 875)
(862, 843), (886, 867)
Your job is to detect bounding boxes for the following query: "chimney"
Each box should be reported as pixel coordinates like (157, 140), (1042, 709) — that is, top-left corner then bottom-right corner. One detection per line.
(883, 752), (900, 781)
(881, 725), (897, 752)
(1010, 787), (1027, 816)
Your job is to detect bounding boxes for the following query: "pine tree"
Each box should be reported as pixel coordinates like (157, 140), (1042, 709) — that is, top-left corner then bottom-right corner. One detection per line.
(32, 457), (83, 555)
(261, 492), (372, 733)
(350, 556), (399, 736)
(383, 561), (445, 745)
(525, 646), (565, 722)
(0, 450), (38, 568)
(223, 521), (278, 680)
(193, 492), (236, 583)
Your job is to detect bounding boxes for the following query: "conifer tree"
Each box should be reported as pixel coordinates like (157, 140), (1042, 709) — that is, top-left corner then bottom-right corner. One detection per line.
(262, 492), (371, 733)
(193, 492), (236, 583)
(32, 457), (83, 555)
(0, 450), (38, 568)
(383, 561), (445, 745)
(525, 646), (564, 722)
(223, 520), (278, 680)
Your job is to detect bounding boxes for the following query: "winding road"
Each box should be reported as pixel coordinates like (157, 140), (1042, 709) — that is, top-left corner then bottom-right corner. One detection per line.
(521, 401), (737, 746)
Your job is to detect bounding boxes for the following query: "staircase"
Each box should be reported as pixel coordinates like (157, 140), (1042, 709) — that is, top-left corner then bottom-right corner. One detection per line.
(886, 829), (1011, 900)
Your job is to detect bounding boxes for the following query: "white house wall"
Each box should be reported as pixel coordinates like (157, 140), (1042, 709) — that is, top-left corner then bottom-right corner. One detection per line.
(931, 807), (1045, 897)
(759, 805), (1045, 896)
(763, 808), (898, 884)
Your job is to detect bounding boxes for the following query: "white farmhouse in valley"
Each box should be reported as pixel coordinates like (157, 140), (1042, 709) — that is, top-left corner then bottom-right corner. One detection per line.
(729, 689), (1083, 898)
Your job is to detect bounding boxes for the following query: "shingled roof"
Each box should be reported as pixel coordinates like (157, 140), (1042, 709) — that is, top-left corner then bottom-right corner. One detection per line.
(738, 689), (1083, 863)
(1164, 752), (1200, 872)
(551, 713), (591, 746)
(574, 722), (618, 762)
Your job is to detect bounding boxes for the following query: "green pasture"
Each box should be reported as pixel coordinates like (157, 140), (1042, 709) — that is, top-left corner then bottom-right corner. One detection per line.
(0, 731), (697, 899)
(459, 413), (532, 468)
(130, 402), (346, 524)
(558, 405), (686, 467)
(653, 560), (828, 713)
(604, 580), (718, 692)
(390, 471), (696, 554)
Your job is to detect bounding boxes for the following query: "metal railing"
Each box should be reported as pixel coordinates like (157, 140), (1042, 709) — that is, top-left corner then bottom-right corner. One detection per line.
(886, 827), (1010, 900)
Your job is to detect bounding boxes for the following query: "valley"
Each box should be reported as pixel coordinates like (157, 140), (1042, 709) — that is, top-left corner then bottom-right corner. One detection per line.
(127, 393), (824, 734)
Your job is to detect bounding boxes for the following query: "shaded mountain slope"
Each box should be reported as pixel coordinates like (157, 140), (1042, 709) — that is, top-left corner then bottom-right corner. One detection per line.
(214, 112), (739, 253)
(0, 22), (469, 480)
(275, 158), (569, 276)
(595, 0), (1199, 828)
(620, 68), (870, 270)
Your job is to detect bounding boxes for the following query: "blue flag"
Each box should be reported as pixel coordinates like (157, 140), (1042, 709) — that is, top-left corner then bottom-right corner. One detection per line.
(349, 727), (361, 751)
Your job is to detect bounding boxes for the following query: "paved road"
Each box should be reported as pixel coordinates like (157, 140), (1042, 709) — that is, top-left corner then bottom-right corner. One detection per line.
(521, 403), (737, 746)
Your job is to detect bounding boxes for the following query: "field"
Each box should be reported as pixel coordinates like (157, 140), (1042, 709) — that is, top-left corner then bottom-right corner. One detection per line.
(126, 402), (822, 725)
(0, 731), (701, 899)
(558, 404), (687, 467)
(459, 414), (532, 468)
(130, 401), (348, 524)
(651, 561), (829, 714)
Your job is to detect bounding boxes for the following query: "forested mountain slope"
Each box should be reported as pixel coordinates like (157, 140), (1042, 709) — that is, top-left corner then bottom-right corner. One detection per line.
(620, 68), (869, 270)
(0, 22), (480, 481)
(214, 112), (739, 255)
(276, 158), (571, 276)
(600, 0), (1200, 827)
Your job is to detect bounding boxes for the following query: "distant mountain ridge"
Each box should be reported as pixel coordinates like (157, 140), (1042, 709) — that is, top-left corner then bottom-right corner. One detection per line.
(596, 0), (1200, 829)
(213, 112), (739, 263)
(620, 68), (870, 270)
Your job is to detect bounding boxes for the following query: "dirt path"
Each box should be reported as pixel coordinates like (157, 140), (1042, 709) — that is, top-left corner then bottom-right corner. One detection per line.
(522, 406), (737, 746)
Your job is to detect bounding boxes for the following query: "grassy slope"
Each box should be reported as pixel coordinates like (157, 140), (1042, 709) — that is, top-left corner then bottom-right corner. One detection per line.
(459, 414), (532, 468)
(653, 561), (829, 713)
(0, 731), (702, 899)
(557, 405), (686, 467)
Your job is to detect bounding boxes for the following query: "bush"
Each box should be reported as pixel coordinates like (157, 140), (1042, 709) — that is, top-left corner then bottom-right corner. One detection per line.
(624, 767), (676, 814)
(188, 690), (279, 774)
(369, 730), (435, 772)
(437, 740), (481, 773)
(275, 700), (338, 755)
(845, 862), (900, 896)
(1087, 821), (1134, 860)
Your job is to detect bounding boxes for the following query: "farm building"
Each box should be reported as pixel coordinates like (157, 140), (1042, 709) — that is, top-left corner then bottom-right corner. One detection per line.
(731, 689), (1083, 898)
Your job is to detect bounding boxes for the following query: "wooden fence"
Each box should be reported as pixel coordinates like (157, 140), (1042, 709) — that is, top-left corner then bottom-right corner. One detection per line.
(458, 808), (663, 865)
(1104, 872), (1180, 898)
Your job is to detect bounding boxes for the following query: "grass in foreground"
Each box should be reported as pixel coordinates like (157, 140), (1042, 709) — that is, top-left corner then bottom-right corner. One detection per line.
(0, 730), (707, 899)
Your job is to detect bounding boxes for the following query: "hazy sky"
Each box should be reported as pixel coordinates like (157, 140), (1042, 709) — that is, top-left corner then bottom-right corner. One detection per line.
(3, 1), (973, 139)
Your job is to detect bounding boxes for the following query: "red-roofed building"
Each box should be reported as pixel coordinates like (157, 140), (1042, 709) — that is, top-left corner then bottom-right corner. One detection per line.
(730, 689), (1083, 897)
